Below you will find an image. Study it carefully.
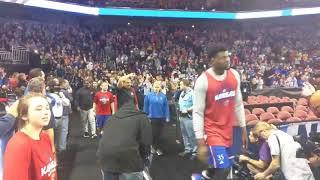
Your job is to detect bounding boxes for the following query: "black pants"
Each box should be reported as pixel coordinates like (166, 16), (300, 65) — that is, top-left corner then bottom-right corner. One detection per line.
(150, 119), (165, 149)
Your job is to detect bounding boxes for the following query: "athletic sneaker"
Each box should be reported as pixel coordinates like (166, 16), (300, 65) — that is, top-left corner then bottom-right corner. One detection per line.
(91, 134), (98, 139)
(83, 132), (90, 138)
(178, 151), (191, 157)
(191, 173), (210, 180)
(201, 170), (211, 179)
(156, 149), (164, 156)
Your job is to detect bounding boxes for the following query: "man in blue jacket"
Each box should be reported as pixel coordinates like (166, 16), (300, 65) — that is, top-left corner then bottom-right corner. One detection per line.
(143, 81), (170, 156)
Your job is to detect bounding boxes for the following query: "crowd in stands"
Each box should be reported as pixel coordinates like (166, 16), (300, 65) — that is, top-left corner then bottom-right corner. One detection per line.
(0, 7), (320, 180)
(1, 16), (320, 93)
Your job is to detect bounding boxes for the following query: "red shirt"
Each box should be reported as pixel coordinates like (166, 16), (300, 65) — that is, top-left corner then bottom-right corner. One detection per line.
(204, 70), (237, 147)
(94, 91), (114, 115)
(4, 132), (57, 180)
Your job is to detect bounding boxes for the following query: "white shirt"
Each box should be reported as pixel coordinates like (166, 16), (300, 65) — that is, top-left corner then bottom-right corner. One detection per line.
(267, 130), (314, 180)
(47, 93), (70, 118)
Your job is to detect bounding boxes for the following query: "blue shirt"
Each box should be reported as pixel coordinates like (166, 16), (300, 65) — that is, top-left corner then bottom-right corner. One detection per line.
(178, 88), (193, 113)
(143, 91), (170, 120)
(0, 114), (16, 179)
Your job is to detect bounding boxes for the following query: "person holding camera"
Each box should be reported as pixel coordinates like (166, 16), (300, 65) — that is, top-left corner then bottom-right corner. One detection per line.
(252, 122), (314, 180)
(239, 131), (271, 175)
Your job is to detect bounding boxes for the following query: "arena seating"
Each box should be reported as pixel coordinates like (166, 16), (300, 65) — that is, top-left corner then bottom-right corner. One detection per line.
(245, 95), (319, 125)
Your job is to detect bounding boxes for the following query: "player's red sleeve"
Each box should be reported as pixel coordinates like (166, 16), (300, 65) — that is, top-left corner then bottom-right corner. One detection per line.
(3, 138), (31, 180)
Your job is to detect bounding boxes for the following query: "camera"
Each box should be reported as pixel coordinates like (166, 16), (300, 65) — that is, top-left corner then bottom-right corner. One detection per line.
(232, 152), (255, 180)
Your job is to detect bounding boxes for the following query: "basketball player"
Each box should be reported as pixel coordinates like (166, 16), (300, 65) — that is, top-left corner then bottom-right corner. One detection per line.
(193, 44), (248, 180)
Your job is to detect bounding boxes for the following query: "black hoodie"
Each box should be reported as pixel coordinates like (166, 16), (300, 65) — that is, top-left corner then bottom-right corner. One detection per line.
(97, 102), (152, 173)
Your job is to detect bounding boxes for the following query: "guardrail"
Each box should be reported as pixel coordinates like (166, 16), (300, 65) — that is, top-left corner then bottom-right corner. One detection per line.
(0, 46), (29, 65)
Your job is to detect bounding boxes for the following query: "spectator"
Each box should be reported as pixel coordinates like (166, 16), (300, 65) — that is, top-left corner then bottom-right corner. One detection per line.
(97, 101), (152, 180)
(3, 94), (57, 180)
(252, 122), (314, 180)
(74, 79), (97, 138)
(143, 81), (170, 156)
(239, 131), (271, 174)
(93, 81), (115, 137)
(177, 79), (197, 160)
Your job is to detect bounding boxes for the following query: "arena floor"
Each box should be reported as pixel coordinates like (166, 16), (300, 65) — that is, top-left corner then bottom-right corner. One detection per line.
(58, 112), (206, 180)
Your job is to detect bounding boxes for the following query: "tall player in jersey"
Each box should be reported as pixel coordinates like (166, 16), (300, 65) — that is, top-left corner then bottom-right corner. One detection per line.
(193, 44), (248, 180)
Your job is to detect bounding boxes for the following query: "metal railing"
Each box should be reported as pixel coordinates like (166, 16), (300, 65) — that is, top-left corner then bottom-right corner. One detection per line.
(0, 46), (29, 64)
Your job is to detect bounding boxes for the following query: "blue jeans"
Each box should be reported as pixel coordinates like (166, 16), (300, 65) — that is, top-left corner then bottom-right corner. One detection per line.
(179, 116), (197, 155)
(101, 170), (143, 180)
(55, 115), (69, 151)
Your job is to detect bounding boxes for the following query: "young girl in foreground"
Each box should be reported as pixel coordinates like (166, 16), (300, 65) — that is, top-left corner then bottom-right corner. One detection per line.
(3, 94), (57, 180)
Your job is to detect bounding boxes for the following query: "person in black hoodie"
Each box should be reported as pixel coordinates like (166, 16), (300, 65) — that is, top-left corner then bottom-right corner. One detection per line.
(97, 101), (152, 180)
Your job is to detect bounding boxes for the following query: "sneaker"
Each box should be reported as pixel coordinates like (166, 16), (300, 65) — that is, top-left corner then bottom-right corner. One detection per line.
(189, 154), (197, 160)
(201, 170), (211, 180)
(191, 173), (203, 180)
(156, 149), (164, 156)
(91, 134), (98, 139)
(83, 132), (90, 138)
(178, 151), (191, 157)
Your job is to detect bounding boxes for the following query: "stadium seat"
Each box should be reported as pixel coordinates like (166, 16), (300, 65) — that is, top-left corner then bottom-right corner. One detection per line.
(269, 96), (277, 100)
(306, 115), (318, 121)
(260, 112), (275, 122)
(297, 98), (308, 106)
(287, 117), (302, 122)
(295, 105), (308, 112)
(293, 110), (308, 119)
(252, 108), (265, 116)
(290, 99), (298, 106)
(247, 120), (259, 126)
(281, 106), (294, 113)
(244, 109), (251, 115)
(308, 110), (315, 116)
(248, 96), (257, 101)
(266, 107), (280, 115)
(282, 97), (290, 101)
(267, 119), (283, 125)
(245, 114), (259, 122)
(277, 111), (292, 121)
(248, 99), (258, 104)
(271, 97), (282, 103)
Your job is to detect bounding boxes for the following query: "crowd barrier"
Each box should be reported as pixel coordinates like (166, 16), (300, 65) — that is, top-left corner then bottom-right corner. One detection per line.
(0, 46), (29, 65)
(251, 87), (302, 99)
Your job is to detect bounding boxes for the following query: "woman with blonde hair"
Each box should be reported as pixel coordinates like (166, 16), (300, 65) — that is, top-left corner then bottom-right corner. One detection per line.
(143, 81), (170, 156)
(252, 122), (314, 180)
(3, 94), (57, 180)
